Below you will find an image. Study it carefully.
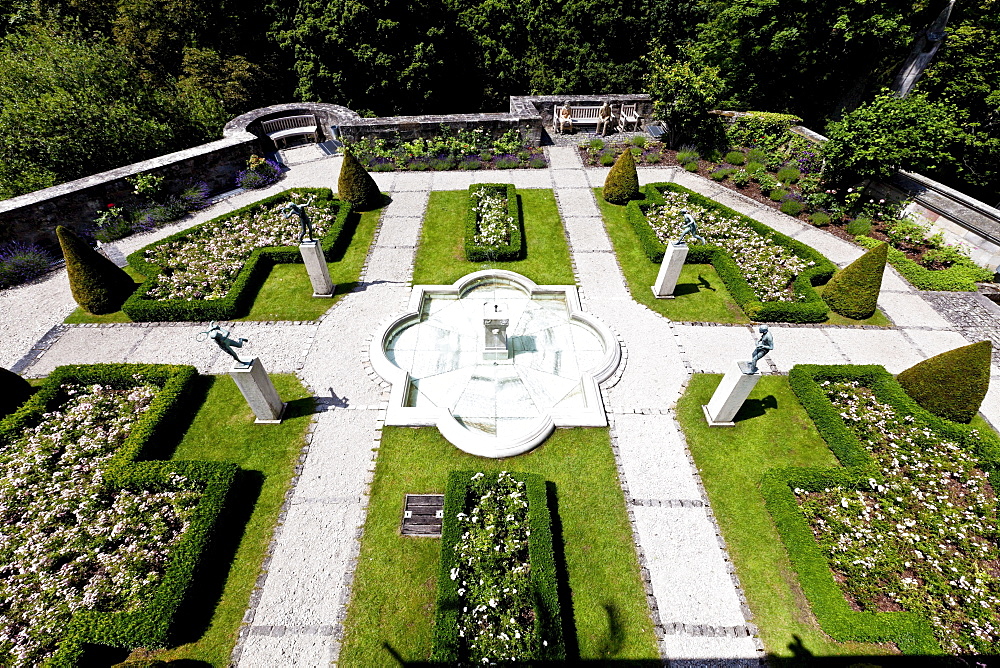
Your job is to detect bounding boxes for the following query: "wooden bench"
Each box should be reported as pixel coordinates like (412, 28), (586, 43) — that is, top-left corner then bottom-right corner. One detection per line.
(261, 114), (319, 149)
(553, 105), (606, 133)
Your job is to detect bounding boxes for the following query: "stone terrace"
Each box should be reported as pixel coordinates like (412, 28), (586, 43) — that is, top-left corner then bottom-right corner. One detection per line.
(3, 143), (1000, 667)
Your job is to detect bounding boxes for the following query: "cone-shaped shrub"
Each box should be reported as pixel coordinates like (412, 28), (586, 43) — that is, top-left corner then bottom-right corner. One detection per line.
(338, 149), (381, 210)
(0, 366), (32, 418)
(822, 242), (887, 320)
(603, 149), (640, 204)
(897, 340), (992, 423)
(57, 225), (135, 314)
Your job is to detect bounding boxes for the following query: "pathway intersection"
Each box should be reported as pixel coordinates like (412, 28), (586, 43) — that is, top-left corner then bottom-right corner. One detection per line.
(2, 145), (999, 666)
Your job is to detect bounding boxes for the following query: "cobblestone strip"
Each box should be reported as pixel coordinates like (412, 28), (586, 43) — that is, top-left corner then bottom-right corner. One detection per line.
(10, 324), (68, 374)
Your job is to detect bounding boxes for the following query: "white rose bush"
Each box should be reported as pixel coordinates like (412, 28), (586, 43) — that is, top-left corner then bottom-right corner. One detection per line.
(464, 184), (522, 262)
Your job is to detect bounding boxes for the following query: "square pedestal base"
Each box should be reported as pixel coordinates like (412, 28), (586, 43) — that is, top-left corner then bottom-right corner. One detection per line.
(650, 286), (676, 300)
(230, 358), (286, 423)
(702, 403), (735, 427)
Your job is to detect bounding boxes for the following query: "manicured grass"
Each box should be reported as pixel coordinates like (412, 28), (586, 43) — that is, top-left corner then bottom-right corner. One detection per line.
(134, 374), (314, 665)
(595, 190), (893, 327)
(595, 193), (748, 324)
(677, 374), (897, 661)
(338, 426), (659, 665)
(63, 205), (384, 324)
(412, 189), (575, 285)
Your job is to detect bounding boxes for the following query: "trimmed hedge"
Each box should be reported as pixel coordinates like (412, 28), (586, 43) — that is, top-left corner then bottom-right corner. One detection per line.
(763, 363), (1000, 655)
(58, 225), (136, 314)
(338, 149), (382, 211)
(823, 242), (887, 320)
(0, 365), (32, 418)
(626, 183), (837, 322)
(896, 340), (992, 423)
(603, 148), (640, 204)
(0, 364), (236, 667)
(464, 183), (523, 262)
(856, 234), (993, 291)
(122, 188), (350, 321)
(432, 470), (564, 663)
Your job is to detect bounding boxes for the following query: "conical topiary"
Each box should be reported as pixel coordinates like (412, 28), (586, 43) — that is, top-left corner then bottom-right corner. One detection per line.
(57, 225), (135, 314)
(897, 340), (992, 423)
(822, 242), (887, 320)
(338, 149), (381, 211)
(603, 149), (640, 204)
(0, 366), (32, 419)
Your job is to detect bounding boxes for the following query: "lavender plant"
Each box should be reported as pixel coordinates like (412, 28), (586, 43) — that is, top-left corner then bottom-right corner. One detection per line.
(0, 241), (53, 289)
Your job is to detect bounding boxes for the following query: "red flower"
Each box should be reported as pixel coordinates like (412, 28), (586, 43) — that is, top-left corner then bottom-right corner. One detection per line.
(107, 203), (115, 208)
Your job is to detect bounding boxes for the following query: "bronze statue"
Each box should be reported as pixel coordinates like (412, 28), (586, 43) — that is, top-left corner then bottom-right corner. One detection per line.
(674, 209), (707, 246)
(198, 321), (251, 366)
(282, 195), (318, 243)
(746, 325), (773, 374)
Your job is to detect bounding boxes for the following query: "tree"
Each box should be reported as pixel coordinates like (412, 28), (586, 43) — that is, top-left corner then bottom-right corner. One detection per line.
(644, 46), (725, 148)
(57, 226), (136, 314)
(822, 91), (967, 183)
(338, 150), (381, 210)
(602, 149), (639, 204)
(896, 340), (992, 423)
(822, 242), (887, 320)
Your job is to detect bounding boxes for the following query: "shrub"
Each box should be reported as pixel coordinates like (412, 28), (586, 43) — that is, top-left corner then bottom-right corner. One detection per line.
(587, 138), (606, 151)
(896, 341), (992, 423)
(845, 217), (873, 236)
(885, 216), (928, 247)
(684, 161), (699, 172)
(923, 244), (969, 267)
(810, 212), (832, 227)
(430, 157), (456, 171)
(235, 157), (281, 189)
(178, 180), (210, 211)
(855, 235), (993, 291)
(406, 157), (431, 171)
(57, 226), (135, 314)
(339, 149), (382, 211)
(780, 199), (806, 216)
(136, 196), (189, 228)
(725, 150), (746, 165)
(0, 240), (53, 288)
(432, 471), (564, 664)
(822, 242), (887, 319)
(730, 169), (751, 186)
(745, 161), (765, 174)
(529, 157), (547, 169)
(777, 166), (801, 185)
(603, 149), (640, 204)
(710, 168), (731, 181)
(632, 135), (647, 148)
(770, 188), (789, 202)
(0, 366), (32, 418)
(642, 150), (663, 164)
(746, 148), (767, 164)
(494, 155), (520, 169)
(465, 184), (522, 262)
(676, 147), (699, 164)
(458, 158), (481, 170)
(598, 151), (617, 166)
(755, 173), (778, 191)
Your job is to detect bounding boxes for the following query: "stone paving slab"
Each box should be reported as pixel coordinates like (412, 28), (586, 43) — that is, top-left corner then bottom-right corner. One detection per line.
(901, 328), (971, 359)
(764, 327), (850, 372)
(383, 190), (430, 218)
(657, 635), (760, 664)
(637, 167), (678, 185)
(823, 328), (926, 372)
(555, 187), (603, 217)
(878, 292), (952, 329)
(390, 172), (434, 191)
(545, 146), (583, 169)
(509, 170), (554, 189)
(364, 247), (419, 285)
(291, 410), (381, 499)
(472, 170), (513, 184)
(573, 257), (632, 301)
(790, 228), (865, 266)
(551, 169), (591, 189)
(561, 216), (614, 251)
(672, 325), (757, 374)
(631, 506), (751, 627)
(374, 216), (422, 248)
(979, 367), (1000, 430)
(371, 172), (396, 192)
(430, 170), (476, 190)
(238, 631), (335, 668)
(881, 266), (914, 293)
(612, 413), (703, 500)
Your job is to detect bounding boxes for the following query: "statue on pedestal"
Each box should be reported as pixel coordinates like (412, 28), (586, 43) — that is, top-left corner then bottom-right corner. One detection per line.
(198, 321), (251, 366)
(282, 194), (317, 243)
(674, 209), (706, 246)
(745, 325), (773, 374)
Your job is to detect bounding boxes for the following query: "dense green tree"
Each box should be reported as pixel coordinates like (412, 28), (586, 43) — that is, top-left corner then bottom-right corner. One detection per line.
(645, 45), (725, 147)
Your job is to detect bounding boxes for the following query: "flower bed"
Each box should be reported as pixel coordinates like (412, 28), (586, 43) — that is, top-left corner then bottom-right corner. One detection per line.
(464, 184), (522, 262)
(626, 183), (835, 322)
(432, 470), (564, 665)
(856, 235), (992, 291)
(122, 188), (350, 321)
(762, 363), (1000, 655)
(0, 364), (236, 666)
(348, 128), (547, 172)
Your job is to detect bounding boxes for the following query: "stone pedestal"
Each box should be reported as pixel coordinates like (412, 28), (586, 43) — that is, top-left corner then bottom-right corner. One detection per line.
(483, 301), (509, 360)
(702, 360), (761, 427)
(230, 358), (286, 424)
(299, 240), (334, 297)
(651, 242), (688, 299)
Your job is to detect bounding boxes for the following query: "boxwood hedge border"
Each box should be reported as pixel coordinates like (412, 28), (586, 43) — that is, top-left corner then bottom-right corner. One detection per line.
(855, 234), (993, 292)
(625, 183), (837, 322)
(432, 470), (564, 663)
(761, 363), (1000, 655)
(122, 188), (351, 322)
(464, 183), (523, 262)
(0, 363), (237, 667)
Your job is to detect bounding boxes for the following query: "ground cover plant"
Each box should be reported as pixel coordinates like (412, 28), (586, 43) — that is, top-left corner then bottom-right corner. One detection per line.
(0, 364), (235, 666)
(763, 364), (1000, 656)
(627, 183), (836, 322)
(122, 188), (351, 321)
(465, 183), (522, 262)
(413, 189), (573, 286)
(346, 128), (547, 172)
(677, 374), (903, 660)
(0, 240), (53, 290)
(433, 470), (563, 664)
(337, 427), (658, 665)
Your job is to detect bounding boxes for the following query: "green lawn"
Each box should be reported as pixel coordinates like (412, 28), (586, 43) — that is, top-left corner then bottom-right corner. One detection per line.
(677, 374), (897, 662)
(129, 374), (314, 666)
(338, 426), (660, 666)
(595, 190), (892, 327)
(412, 189), (575, 285)
(64, 204), (384, 324)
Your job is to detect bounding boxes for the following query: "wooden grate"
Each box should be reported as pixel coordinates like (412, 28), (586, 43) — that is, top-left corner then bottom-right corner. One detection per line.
(401, 494), (444, 537)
